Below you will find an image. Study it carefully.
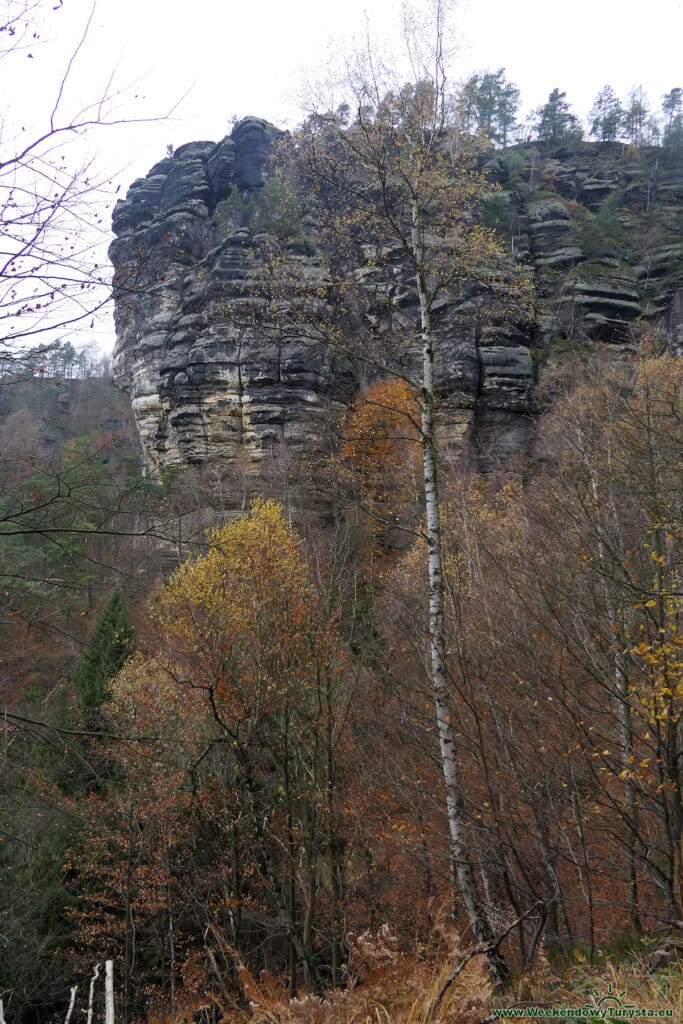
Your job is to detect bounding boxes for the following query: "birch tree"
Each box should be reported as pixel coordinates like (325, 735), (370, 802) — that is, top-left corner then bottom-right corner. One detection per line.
(295, 0), (534, 981)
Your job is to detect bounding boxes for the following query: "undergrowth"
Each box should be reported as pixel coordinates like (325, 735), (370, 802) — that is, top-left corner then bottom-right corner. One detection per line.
(146, 926), (682, 1024)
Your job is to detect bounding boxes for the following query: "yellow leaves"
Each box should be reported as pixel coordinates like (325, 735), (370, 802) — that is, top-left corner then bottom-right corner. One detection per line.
(159, 498), (309, 636)
(150, 498), (343, 720)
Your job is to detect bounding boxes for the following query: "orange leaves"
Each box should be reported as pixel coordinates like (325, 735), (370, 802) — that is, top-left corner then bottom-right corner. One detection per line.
(341, 378), (422, 555)
(343, 377), (421, 496)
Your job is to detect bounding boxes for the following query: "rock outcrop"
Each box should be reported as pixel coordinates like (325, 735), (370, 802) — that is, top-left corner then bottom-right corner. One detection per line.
(110, 122), (683, 474)
(110, 119), (357, 470)
(484, 141), (683, 351)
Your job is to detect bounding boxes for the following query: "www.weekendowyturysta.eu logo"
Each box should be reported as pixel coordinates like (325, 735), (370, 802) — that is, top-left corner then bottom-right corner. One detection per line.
(492, 984), (673, 1019)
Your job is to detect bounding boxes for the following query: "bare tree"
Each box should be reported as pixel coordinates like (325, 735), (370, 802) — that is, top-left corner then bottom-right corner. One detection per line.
(0, 0), (169, 373)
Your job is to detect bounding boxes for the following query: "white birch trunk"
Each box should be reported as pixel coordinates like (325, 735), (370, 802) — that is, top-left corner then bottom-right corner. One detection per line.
(87, 963), (101, 1024)
(64, 986), (77, 1024)
(413, 205), (506, 981)
(105, 960), (115, 1024)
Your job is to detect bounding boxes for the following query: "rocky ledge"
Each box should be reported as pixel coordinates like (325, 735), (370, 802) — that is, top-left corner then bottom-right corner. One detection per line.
(110, 122), (682, 474)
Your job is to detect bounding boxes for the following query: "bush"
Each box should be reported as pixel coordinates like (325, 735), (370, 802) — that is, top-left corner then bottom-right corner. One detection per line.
(580, 197), (623, 257)
(215, 180), (303, 240)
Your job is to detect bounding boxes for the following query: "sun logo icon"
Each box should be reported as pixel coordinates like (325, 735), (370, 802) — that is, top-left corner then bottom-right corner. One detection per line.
(584, 984), (636, 1012)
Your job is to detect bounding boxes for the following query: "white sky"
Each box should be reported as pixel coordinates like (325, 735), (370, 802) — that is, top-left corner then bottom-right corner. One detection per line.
(4, 0), (682, 353)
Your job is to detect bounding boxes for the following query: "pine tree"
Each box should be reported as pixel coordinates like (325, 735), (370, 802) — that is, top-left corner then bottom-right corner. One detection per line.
(454, 68), (520, 147)
(624, 86), (659, 145)
(496, 73), (521, 147)
(589, 85), (624, 142)
(75, 590), (135, 715)
(662, 87), (683, 149)
(534, 88), (583, 144)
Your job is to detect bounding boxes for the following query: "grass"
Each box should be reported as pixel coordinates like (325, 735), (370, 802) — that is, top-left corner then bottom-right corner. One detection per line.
(144, 925), (682, 1024)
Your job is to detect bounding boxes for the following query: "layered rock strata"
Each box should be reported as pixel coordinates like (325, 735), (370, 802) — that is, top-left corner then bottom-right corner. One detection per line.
(110, 120), (356, 470)
(111, 123), (682, 473)
(484, 142), (683, 349)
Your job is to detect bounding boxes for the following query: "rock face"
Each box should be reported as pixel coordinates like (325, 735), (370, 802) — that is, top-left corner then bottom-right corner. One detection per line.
(110, 119), (356, 470)
(484, 142), (683, 352)
(111, 123), (683, 474)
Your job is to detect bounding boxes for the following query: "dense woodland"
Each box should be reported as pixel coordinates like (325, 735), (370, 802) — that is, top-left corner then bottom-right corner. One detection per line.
(1, 0), (682, 1022)
(2, 342), (682, 1022)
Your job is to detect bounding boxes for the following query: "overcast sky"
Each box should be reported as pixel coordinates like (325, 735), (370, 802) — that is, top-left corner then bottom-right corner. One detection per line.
(24, 0), (683, 180)
(5, 0), (682, 352)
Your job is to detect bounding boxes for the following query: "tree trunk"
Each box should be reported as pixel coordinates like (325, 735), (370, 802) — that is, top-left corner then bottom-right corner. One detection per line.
(105, 961), (115, 1024)
(415, 230), (507, 984)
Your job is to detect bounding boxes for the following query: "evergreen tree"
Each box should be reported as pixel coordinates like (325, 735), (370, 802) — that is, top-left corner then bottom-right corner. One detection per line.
(589, 85), (624, 141)
(534, 88), (583, 144)
(455, 74), (479, 135)
(624, 86), (659, 145)
(75, 589), (135, 715)
(496, 73), (521, 146)
(454, 68), (520, 147)
(473, 71), (499, 140)
(662, 87), (683, 149)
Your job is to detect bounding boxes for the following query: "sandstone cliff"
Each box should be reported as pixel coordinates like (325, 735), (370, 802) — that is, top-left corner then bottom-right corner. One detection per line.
(110, 119), (354, 472)
(110, 119), (682, 473)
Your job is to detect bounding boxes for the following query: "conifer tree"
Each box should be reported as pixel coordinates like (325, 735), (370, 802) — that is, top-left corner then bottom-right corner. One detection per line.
(75, 589), (135, 715)
(624, 86), (659, 145)
(589, 85), (624, 142)
(455, 68), (520, 147)
(534, 88), (583, 143)
(662, 87), (683, 149)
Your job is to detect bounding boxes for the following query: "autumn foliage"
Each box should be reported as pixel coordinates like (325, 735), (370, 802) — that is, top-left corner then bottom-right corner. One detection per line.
(66, 500), (358, 1012)
(3, 352), (682, 1023)
(2, 5), (683, 1015)
(342, 379), (421, 501)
